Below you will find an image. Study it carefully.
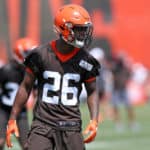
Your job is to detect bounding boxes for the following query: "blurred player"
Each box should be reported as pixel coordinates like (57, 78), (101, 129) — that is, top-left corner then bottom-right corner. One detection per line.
(111, 54), (136, 132)
(0, 37), (37, 150)
(6, 4), (101, 150)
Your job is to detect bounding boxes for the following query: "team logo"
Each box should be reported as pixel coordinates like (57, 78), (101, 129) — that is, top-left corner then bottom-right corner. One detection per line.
(79, 60), (93, 71)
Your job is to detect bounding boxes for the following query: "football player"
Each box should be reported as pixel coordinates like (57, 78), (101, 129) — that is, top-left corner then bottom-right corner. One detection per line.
(0, 38), (37, 150)
(110, 55), (137, 132)
(6, 4), (101, 150)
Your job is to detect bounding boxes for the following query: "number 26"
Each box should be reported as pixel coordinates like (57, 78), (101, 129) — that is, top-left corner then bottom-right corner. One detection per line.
(42, 71), (80, 106)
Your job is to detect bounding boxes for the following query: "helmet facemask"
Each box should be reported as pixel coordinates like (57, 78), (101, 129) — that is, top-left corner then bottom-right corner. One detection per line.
(72, 24), (93, 48)
(57, 22), (93, 48)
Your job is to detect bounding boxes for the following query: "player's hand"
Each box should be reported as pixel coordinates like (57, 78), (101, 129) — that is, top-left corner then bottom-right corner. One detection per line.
(6, 119), (19, 148)
(83, 119), (98, 143)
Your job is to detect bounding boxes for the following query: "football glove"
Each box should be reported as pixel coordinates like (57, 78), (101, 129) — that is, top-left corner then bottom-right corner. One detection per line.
(83, 119), (98, 143)
(6, 119), (19, 148)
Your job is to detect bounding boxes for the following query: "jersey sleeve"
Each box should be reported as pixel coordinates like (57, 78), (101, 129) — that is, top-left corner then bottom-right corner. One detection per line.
(83, 57), (101, 82)
(24, 50), (41, 76)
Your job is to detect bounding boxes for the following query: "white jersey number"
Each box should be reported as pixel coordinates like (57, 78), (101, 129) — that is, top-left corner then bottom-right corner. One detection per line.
(42, 71), (80, 106)
(2, 82), (19, 106)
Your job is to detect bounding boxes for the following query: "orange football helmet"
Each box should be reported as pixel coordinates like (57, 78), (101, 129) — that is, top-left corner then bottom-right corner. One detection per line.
(13, 37), (38, 61)
(54, 4), (93, 48)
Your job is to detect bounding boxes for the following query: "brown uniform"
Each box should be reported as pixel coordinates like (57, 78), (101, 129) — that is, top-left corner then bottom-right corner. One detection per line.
(24, 40), (100, 150)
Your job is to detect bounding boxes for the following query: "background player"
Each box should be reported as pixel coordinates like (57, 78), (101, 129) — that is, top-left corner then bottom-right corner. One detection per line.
(110, 54), (137, 132)
(0, 37), (37, 150)
(6, 4), (101, 150)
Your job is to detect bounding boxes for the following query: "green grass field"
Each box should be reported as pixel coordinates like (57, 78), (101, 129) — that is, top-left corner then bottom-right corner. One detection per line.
(82, 103), (150, 150)
(4, 103), (150, 150)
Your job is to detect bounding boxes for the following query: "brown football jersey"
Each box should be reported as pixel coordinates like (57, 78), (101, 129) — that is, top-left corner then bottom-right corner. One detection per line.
(24, 40), (100, 130)
(0, 59), (26, 112)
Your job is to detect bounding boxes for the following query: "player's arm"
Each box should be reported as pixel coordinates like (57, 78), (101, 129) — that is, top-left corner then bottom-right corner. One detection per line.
(10, 72), (35, 119)
(83, 79), (100, 143)
(85, 80), (99, 121)
(6, 71), (35, 148)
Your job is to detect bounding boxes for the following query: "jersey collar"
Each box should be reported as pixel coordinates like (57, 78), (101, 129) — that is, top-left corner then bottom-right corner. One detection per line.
(50, 40), (80, 62)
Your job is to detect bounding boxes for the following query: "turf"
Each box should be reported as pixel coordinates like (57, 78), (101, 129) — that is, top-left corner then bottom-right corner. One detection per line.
(4, 103), (150, 150)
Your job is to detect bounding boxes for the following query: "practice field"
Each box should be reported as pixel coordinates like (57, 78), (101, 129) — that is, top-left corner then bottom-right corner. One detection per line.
(4, 103), (150, 150)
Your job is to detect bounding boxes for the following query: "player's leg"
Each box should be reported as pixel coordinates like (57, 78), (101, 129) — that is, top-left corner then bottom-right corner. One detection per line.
(17, 112), (29, 150)
(111, 90), (120, 122)
(59, 131), (85, 150)
(111, 90), (125, 132)
(26, 132), (54, 150)
(121, 89), (134, 123)
(0, 108), (9, 150)
(25, 120), (54, 150)
(127, 106), (135, 124)
(123, 90), (138, 131)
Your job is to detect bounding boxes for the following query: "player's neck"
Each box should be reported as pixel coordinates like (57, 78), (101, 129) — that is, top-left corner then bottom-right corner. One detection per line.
(56, 39), (75, 54)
